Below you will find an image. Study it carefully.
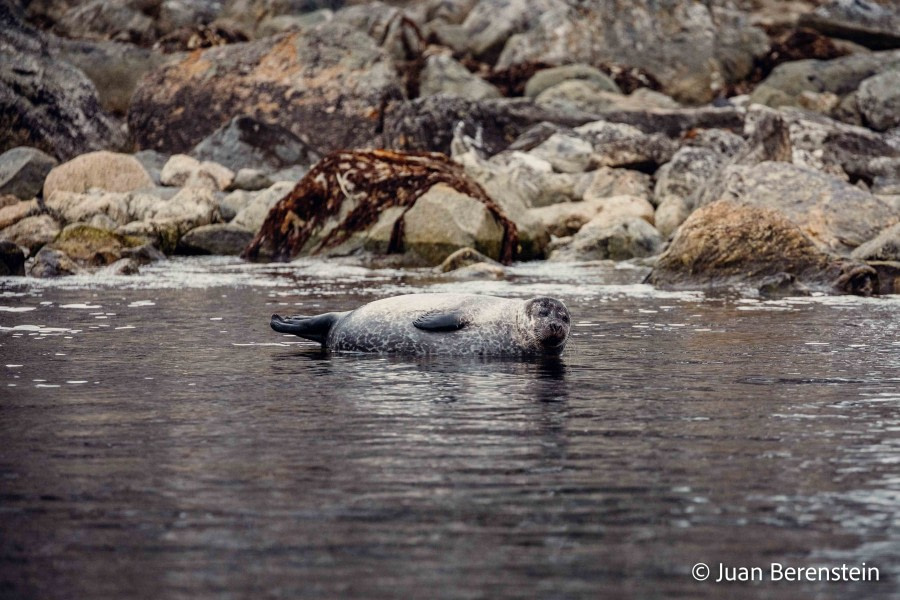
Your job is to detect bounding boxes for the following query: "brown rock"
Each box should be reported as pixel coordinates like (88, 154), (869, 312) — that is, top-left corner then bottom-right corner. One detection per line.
(43, 152), (153, 198)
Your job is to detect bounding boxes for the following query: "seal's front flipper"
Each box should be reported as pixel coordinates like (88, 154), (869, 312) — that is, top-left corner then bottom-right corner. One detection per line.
(413, 311), (468, 332)
(271, 313), (339, 344)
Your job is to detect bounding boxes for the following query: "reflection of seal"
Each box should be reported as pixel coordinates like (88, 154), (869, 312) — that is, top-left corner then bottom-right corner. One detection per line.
(271, 293), (571, 356)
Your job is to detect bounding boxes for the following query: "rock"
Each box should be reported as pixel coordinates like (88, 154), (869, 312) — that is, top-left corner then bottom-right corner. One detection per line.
(44, 190), (131, 227)
(647, 200), (879, 296)
(528, 133), (594, 173)
(255, 11), (334, 37)
(460, 0), (555, 60)
(418, 54), (502, 100)
(0, 199), (40, 230)
(868, 261), (900, 294)
(524, 64), (620, 98)
(189, 115), (319, 174)
(549, 215), (661, 262)
(47, 38), (172, 116)
(436, 247), (501, 273)
(572, 120), (676, 169)
(0, 214), (60, 256)
(177, 223), (255, 255)
(28, 247), (82, 278)
(682, 128), (747, 158)
(401, 183), (506, 265)
(99, 257), (140, 276)
(128, 187), (220, 231)
(534, 81), (680, 115)
(799, 0), (900, 50)
(749, 49), (900, 108)
(695, 161), (898, 256)
(133, 150), (169, 185)
(654, 196), (692, 239)
(0, 147), (58, 199)
(654, 147), (726, 216)
(443, 261), (506, 279)
(589, 106), (745, 139)
(159, 154), (234, 190)
(851, 223), (900, 261)
(230, 181), (293, 232)
(129, 23), (403, 155)
(0, 240), (25, 276)
(858, 71), (900, 131)
(582, 167), (652, 203)
(231, 169), (273, 191)
(530, 194), (654, 238)
(495, 1), (768, 103)
(55, 0), (155, 45)
(48, 223), (145, 267)
(43, 152), (153, 198)
(0, 7), (127, 161)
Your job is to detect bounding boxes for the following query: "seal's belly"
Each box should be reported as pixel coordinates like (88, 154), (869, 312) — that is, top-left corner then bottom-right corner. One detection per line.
(328, 318), (523, 355)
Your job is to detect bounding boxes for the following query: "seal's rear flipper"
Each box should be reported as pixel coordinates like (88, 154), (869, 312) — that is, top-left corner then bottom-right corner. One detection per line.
(271, 313), (339, 344)
(413, 311), (468, 332)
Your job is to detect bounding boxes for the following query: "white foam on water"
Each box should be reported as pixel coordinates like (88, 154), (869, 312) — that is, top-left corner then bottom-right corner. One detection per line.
(60, 303), (101, 309)
(0, 306), (36, 312)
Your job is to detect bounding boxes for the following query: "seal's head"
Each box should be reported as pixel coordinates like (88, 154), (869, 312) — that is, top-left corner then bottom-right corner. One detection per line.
(522, 297), (571, 354)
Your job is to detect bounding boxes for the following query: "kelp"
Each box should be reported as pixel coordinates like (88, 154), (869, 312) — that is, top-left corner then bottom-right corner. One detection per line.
(242, 149), (518, 264)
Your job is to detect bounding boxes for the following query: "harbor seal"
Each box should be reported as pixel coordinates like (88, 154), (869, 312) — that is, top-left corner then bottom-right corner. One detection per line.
(270, 293), (571, 356)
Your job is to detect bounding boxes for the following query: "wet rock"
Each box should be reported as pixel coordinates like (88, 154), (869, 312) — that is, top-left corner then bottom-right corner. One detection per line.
(857, 71), (900, 131)
(402, 184), (506, 265)
(47, 38), (172, 116)
(189, 115), (319, 174)
(496, 1), (768, 103)
(0, 239), (25, 276)
(160, 155), (234, 191)
(524, 64), (619, 98)
(0, 199), (40, 230)
(230, 181), (294, 232)
(55, 0), (155, 45)
(129, 23), (402, 155)
(0, 214), (60, 256)
(177, 223), (255, 255)
(868, 261), (900, 294)
(49, 223), (146, 267)
(442, 261), (506, 279)
(851, 223), (900, 262)
(530, 194), (654, 238)
(549, 215), (661, 262)
(99, 257), (140, 276)
(28, 247), (82, 278)
(0, 7), (127, 161)
(43, 152), (153, 198)
(121, 242), (166, 265)
(799, 0), (900, 50)
(749, 49), (900, 108)
(244, 150), (518, 263)
(647, 200), (879, 296)
(419, 54), (501, 100)
(436, 246), (500, 273)
(695, 161), (898, 256)
(0, 147), (58, 199)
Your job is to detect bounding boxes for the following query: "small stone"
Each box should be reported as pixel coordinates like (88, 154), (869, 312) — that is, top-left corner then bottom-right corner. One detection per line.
(419, 54), (502, 100)
(529, 133), (594, 173)
(851, 223), (900, 262)
(231, 168), (273, 192)
(858, 71), (900, 131)
(436, 247), (500, 273)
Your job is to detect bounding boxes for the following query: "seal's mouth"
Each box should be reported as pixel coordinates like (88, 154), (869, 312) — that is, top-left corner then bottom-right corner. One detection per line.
(538, 322), (569, 349)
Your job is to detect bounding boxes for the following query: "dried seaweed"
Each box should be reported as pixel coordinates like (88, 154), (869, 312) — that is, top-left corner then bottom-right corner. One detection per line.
(242, 150), (518, 264)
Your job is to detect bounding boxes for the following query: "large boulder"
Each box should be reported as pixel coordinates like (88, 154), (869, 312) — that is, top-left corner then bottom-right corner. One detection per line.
(799, 0), (900, 50)
(49, 223), (148, 267)
(695, 161), (898, 256)
(647, 200), (879, 296)
(0, 147), (58, 199)
(0, 6), (127, 160)
(189, 115), (319, 173)
(159, 155), (234, 191)
(129, 23), (403, 154)
(43, 152), (153, 198)
(177, 223), (255, 255)
(857, 71), (900, 132)
(495, 0), (768, 103)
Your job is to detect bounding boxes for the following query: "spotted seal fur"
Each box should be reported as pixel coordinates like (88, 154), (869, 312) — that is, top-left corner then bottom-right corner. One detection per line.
(271, 293), (571, 356)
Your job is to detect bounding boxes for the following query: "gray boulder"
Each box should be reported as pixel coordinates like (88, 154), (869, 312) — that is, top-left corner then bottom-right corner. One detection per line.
(550, 215), (661, 262)
(231, 181), (294, 232)
(0, 147), (58, 199)
(799, 0), (900, 50)
(55, 0), (155, 45)
(858, 71), (900, 131)
(177, 223), (255, 255)
(418, 54), (501, 100)
(28, 247), (82, 278)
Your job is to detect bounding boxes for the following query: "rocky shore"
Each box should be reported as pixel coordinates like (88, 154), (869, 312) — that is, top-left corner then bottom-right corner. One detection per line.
(1, 0), (898, 295)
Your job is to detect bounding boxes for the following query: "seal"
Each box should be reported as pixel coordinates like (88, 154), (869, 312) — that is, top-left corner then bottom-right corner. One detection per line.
(270, 293), (571, 356)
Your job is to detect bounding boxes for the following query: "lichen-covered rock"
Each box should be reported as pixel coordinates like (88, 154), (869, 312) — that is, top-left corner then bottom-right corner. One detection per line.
(189, 115), (319, 174)
(419, 54), (502, 100)
(129, 23), (403, 155)
(177, 223), (255, 255)
(857, 71), (900, 131)
(524, 64), (619, 98)
(401, 184), (506, 265)
(496, 0), (768, 103)
(45, 190), (131, 227)
(0, 147), (58, 200)
(534, 81), (678, 114)
(0, 239), (25, 276)
(851, 223), (900, 262)
(647, 200), (879, 296)
(799, 0), (900, 50)
(0, 214), (60, 256)
(528, 133), (594, 173)
(28, 247), (82, 278)
(0, 7), (127, 161)
(695, 161), (898, 256)
(549, 215), (661, 262)
(43, 152), (153, 198)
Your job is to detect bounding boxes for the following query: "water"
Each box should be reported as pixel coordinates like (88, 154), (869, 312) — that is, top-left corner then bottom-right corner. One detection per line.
(1, 257), (899, 599)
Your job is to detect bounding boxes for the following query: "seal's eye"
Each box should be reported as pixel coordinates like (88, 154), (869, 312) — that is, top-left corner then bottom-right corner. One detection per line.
(560, 313), (569, 323)
(538, 307), (550, 317)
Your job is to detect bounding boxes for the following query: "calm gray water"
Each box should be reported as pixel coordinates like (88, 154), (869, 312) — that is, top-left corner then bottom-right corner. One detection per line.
(1, 257), (899, 599)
